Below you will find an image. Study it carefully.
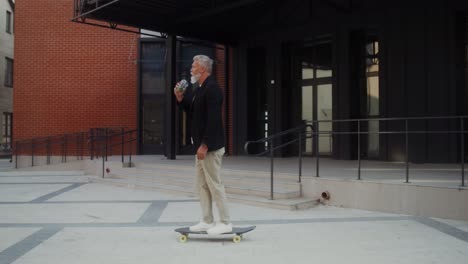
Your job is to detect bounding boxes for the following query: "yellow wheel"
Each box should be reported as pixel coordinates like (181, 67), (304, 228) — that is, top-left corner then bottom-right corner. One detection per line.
(233, 235), (242, 243)
(179, 235), (188, 243)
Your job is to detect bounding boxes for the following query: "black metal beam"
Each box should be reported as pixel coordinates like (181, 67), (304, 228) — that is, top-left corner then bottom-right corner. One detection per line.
(323, 0), (353, 13)
(71, 0), (263, 44)
(175, 0), (265, 25)
(72, 0), (120, 21)
(165, 34), (177, 160)
(71, 20), (166, 38)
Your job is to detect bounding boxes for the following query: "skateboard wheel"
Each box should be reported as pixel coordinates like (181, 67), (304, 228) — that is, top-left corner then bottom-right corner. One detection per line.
(179, 235), (188, 243)
(233, 235), (241, 243)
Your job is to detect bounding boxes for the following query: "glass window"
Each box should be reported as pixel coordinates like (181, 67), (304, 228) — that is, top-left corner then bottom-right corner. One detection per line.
(299, 41), (333, 155)
(4, 58), (13, 87)
(365, 38), (380, 158)
(141, 42), (165, 95)
(6, 11), (12, 34)
(317, 84), (333, 154)
(366, 40), (379, 116)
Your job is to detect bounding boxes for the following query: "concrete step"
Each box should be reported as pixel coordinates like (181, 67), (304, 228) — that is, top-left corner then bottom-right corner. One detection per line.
(130, 162), (302, 181)
(92, 176), (319, 210)
(107, 163), (301, 186)
(105, 172), (300, 199)
(227, 193), (320, 210)
(107, 167), (301, 190)
(0, 170), (86, 176)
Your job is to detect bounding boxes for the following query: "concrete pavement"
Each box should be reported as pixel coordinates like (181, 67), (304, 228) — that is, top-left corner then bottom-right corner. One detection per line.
(1, 172), (468, 264)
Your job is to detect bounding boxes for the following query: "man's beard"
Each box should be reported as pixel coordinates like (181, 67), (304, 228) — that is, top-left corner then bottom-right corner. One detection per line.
(191, 73), (201, 84)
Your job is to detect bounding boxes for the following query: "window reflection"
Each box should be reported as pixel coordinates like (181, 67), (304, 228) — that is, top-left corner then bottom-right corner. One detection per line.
(365, 38), (380, 158)
(300, 41), (333, 155)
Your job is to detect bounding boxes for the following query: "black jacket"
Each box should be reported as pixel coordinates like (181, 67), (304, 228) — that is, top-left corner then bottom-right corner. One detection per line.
(178, 75), (225, 152)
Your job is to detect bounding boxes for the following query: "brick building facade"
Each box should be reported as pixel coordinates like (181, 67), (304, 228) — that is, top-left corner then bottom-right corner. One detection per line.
(14, 0), (137, 142)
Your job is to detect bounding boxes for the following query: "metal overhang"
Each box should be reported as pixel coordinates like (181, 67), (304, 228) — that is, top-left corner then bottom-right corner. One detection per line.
(72, 0), (271, 44)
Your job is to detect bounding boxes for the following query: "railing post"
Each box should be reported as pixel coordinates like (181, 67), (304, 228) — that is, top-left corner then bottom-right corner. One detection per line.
(102, 144), (105, 178)
(82, 132), (85, 160)
(121, 128), (125, 164)
(90, 129), (94, 160)
(298, 130), (302, 184)
(461, 117), (465, 187)
(405, 119), (409, 183)
(357, 120), (361, 180)
(270, 139), (274, 200)
(47, 137), (51, 165)
(105, 128), (109, 161)
(129, 141), (132, 166)
(315, 120), (319, 178)
(64, 134), (68, 163)
(76, 134), (79, 160)
(31, 139), (34, 167)
(15, 141), (18, 169)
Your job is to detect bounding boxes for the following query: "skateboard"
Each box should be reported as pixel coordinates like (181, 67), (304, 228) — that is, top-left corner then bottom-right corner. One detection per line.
(175, 225), (256, 243)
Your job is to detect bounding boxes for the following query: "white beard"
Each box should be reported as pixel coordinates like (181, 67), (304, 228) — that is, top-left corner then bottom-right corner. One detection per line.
(191, 73), (201, 84)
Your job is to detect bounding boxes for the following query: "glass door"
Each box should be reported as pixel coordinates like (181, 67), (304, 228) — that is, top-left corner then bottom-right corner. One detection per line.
(139, 40), (166, 154)
(317, 84), (332, 154)
(300, 41), (333, 156)
(142, 98), (164, 151)
(365, 38), (380, 159)
(301, 85), (313, 154)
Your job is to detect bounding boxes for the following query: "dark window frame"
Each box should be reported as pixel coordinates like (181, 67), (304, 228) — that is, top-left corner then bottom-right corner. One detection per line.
(4, 57), (13, 87)
(2, 112), (12, 151)
(6, 11), (12, 34)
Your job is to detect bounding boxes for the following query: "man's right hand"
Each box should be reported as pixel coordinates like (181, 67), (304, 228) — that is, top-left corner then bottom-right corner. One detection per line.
(174, 87), (184, 103)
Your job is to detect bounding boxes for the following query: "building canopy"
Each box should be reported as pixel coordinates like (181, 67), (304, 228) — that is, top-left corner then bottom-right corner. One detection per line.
(72, 0), (274, 44)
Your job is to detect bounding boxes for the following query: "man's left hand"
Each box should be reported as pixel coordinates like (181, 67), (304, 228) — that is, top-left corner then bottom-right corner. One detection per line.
(197, 144), (208, 160)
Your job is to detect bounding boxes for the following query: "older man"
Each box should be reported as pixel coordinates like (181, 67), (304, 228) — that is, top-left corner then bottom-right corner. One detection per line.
(174, 55), (232, 235)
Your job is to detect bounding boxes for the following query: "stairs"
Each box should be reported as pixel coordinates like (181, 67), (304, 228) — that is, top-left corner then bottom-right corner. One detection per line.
(93, 161), (319, 210)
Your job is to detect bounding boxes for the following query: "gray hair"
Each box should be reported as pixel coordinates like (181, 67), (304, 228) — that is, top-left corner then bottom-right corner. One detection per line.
(193, 55), (213, 74)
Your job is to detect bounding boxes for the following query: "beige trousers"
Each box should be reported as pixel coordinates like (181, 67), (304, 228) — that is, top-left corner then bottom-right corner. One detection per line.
(195, 147), (230, 224)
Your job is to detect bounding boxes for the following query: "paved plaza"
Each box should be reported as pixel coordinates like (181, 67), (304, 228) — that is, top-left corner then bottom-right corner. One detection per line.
(0, 158), (468, 264)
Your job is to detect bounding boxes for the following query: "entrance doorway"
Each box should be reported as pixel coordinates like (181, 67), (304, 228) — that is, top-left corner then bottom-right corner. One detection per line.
(139, 40), (166, 154)
(350, 31), (381, 160)
(246, 47), (268, 154)
(138, 39), (220, 155)
(176, 41), (215, 154)
(298, 41), (333, 156)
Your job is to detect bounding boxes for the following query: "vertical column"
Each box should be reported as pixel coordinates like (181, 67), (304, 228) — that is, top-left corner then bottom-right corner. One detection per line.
(165, 34), (176, 160)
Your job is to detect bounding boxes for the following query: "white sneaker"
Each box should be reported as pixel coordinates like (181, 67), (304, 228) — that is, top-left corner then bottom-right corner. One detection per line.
(189, 221), (215, 232)
(207, 223), (233, 235)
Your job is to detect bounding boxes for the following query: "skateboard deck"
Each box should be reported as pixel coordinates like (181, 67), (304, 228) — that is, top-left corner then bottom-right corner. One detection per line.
(175, 225), (256, 243)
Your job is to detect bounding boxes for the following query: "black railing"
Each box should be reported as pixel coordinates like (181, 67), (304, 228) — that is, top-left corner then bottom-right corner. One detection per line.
(244, 124), (313, 200)
(244, 115), (467, 200)
(13, 127), (137, 170)
(311, 115), (466, 187)
(73, 0), (117, 20)
(14, 132), (88, 169)
(101, 129), (138, 177)
(88, 127), (125, 161)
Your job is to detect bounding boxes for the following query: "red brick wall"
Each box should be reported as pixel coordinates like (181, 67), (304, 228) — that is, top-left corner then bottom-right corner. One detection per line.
(14, 0), (137, 142)
(214, 44), (233, 155)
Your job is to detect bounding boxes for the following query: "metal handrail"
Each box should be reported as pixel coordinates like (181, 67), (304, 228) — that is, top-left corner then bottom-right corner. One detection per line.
(14, 131), (88, 168)
(311, 115), (466, 187)
(107, 129), (137, 163)
(12, 127), (132, 169)
(312, 115), (468, 123)
(244, 123), (313, 200)
(88, 127), (124, 160)
(99, 129), (137, 178)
